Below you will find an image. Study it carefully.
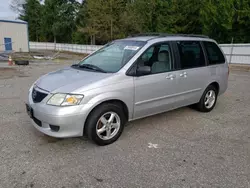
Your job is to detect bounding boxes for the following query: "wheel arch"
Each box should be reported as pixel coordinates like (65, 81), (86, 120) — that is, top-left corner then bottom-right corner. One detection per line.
(208, 82), (220, 94)
(83, 99), (129, 135)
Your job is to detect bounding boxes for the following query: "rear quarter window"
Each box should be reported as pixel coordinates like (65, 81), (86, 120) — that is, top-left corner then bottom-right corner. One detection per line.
(203, 41), (225, 65)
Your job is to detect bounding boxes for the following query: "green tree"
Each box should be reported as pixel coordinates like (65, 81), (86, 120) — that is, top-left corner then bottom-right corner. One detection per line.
(80, 0), (127, 44)
(42, 0), (80, 43)
(122, 0), (171, 34)
(73, 1), (89, 44)
(11, 0), (42, 41)
(168, 0), (203, 34)
(201, 0), (235, 43)
(232, 0), (250, 43)
(12, 0), (250, 44)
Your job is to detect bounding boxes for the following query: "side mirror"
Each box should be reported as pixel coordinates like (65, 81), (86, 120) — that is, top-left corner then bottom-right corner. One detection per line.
(137, 66), (151, 76)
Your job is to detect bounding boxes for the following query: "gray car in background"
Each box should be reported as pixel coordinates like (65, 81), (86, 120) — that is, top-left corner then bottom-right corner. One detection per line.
(26, 34), (229, 145)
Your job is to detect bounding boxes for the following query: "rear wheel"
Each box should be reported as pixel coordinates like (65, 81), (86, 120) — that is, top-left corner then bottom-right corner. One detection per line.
(85, 103), (126, 146)
(196, 85), (218, 112)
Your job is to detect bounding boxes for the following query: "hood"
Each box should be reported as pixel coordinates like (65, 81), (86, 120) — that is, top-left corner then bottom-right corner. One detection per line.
(35, 67), (112, 93)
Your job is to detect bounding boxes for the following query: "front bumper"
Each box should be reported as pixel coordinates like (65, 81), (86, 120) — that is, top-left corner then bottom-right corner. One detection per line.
(27, 88), (92, 138)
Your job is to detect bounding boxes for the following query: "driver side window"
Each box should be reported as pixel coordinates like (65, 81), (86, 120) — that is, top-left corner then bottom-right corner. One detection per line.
(137, 43), (173, 75)
(141, 46), (154, 63)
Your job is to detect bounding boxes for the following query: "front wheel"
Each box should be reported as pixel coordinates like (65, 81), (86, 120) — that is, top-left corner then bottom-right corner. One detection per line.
(85, 103), (126, 146)
(196, 85), (218, 112)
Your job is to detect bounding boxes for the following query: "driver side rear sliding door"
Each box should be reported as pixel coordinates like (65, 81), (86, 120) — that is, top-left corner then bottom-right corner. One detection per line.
(172, 40), (210, 108)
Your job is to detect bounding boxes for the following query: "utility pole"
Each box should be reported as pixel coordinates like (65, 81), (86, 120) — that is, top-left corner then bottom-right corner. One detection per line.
(229, 37), (234, 64)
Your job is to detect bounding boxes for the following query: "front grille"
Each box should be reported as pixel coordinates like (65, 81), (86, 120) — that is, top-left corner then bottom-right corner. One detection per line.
(32, 88), (48, 103)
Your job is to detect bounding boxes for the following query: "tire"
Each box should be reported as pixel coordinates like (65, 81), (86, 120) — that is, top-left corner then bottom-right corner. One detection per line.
(15, 60), (29, 65)
(85, 103), (126, 146)
(196, 85), (218, 112)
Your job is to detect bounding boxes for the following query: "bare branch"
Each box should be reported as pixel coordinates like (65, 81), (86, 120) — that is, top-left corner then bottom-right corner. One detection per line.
(10, 0), (25, 14)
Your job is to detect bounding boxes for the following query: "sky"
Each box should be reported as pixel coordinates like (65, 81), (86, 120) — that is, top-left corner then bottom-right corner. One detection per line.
(0, 0), (82, 19)
(0, 0), (17, 19)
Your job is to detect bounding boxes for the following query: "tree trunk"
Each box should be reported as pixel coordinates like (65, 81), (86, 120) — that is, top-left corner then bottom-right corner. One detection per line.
(111, 19), (113, 41)
(93, 35), (96, 45)
(110, 0), (113, 41)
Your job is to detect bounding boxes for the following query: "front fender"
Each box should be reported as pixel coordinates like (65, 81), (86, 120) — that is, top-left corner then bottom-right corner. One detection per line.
(83, 91), (134, 121)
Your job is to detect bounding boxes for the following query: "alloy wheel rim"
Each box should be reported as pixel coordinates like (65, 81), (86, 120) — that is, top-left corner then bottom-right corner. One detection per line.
(204, 90), (216, 109)
(96, 112), (121, 140)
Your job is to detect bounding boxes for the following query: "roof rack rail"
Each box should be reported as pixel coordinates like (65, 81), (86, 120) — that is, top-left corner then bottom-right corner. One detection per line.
(128, 33), (209, 39)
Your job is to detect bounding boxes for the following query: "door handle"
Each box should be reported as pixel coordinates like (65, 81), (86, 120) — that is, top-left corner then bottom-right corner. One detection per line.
(180, 72), (187, 77)
(166, 74), (176, 80)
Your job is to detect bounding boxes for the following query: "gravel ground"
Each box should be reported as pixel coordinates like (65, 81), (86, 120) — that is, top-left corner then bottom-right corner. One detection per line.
(0, 63), (249, 188)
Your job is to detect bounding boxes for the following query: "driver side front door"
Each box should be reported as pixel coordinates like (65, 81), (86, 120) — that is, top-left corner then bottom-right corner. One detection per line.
(133, 42), (179, 119)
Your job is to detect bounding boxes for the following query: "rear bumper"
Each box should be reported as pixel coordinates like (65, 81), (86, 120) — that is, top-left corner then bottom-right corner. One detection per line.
(27, 88), (93, 138)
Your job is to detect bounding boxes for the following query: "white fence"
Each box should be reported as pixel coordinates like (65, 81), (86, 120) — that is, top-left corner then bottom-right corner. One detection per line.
(29, 42), (102, 54)
(220, 44), (250, 64)
(30, 42), (250, 64)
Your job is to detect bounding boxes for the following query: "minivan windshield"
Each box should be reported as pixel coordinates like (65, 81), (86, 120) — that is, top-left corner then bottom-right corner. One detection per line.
(77, 40), (146, 73)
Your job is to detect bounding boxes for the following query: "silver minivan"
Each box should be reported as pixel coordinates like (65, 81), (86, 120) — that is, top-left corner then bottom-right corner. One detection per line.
(26, 34), (229, 145)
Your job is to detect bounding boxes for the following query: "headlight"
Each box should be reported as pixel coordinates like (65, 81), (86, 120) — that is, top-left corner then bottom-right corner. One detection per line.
(47, 93), (84, 106)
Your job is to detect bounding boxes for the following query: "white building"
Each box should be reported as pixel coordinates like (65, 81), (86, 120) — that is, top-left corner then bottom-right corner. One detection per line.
(0, 18), (29, 52)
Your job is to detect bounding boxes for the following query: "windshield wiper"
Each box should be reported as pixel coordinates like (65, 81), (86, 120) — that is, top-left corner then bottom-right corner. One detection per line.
(71, 64), (107, 73)
(78, 64), (107, 73)
(71, 64), (79, 67)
